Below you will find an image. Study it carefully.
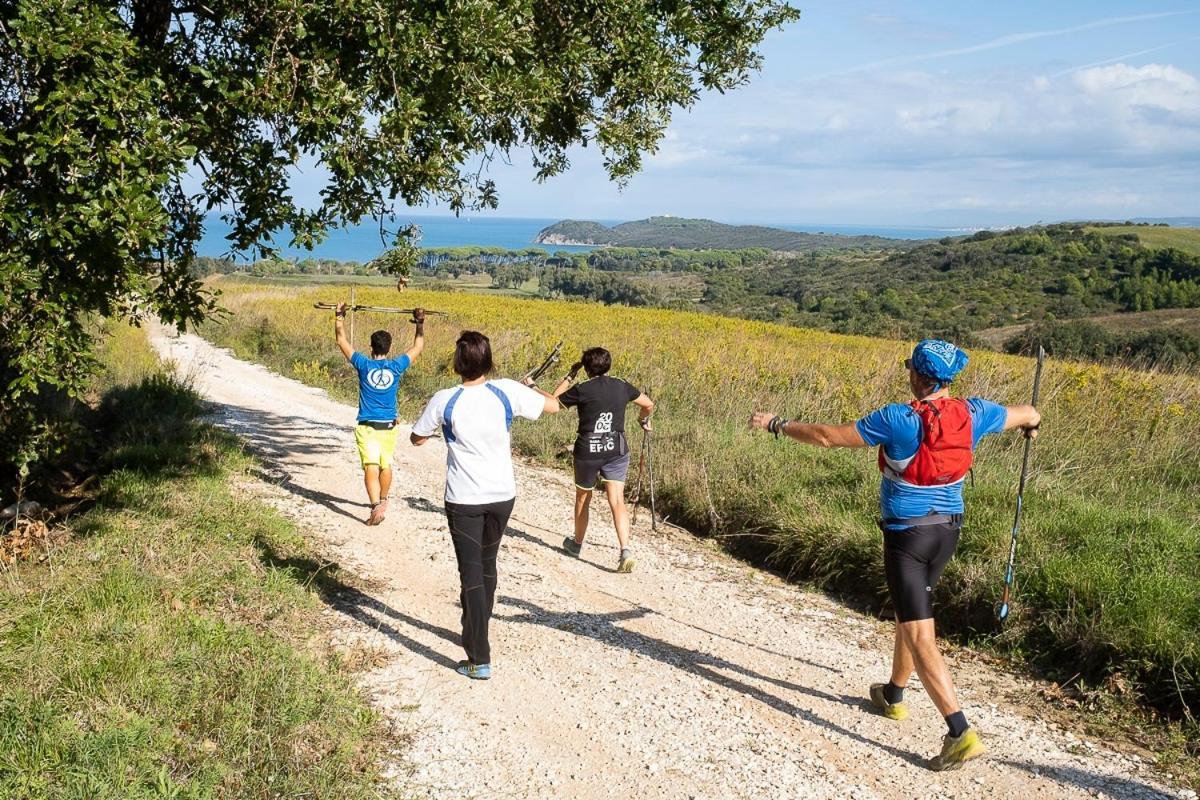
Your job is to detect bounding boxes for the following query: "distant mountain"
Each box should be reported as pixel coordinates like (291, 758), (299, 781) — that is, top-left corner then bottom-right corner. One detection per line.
(536, 216), (917, 252)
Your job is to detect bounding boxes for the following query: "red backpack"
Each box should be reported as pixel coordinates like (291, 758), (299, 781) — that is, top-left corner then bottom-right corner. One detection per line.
(878, 397), (973, 486)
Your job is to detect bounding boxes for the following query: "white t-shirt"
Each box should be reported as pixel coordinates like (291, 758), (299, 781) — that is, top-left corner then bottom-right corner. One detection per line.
(412, 379), (545, 504)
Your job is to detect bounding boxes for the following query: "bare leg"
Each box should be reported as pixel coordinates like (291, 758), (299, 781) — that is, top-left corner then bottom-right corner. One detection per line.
(603, 481), (631, 551)
(896, 619), (961, 716)
(889, 621), (915, 688)
(573, 488), (592, 545)
(379, 467), (393, 501)
(364, 465), (382, 504)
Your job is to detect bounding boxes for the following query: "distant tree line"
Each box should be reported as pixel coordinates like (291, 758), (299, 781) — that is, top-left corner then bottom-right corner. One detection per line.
(1005, 320), (1200, 372)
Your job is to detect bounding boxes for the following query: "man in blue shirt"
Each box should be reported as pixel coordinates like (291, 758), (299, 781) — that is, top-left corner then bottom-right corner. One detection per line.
(750, 339), (1040, 771)
(335, 303), (425, 525)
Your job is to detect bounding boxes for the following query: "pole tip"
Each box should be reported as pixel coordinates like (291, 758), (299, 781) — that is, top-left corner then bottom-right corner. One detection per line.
(996, 602), (1010, 622)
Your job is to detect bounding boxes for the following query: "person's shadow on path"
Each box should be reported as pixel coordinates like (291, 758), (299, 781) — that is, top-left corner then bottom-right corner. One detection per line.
(494, 595), (927, 767)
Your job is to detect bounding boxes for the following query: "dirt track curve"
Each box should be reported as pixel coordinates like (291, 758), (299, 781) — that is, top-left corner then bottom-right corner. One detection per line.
(150, 325), (1183, 800)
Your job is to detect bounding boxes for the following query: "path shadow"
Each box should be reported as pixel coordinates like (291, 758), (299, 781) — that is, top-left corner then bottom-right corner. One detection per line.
(998, 760), (1173, 799)
(595, 588), (840, 674)
(403, 495), (443, 515)
(252, 465), (367, 523)
(495, 595), (922, 767)
(253, 535), (460, 670)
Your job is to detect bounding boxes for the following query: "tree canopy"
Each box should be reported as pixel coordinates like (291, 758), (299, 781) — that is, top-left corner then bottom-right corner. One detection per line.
(0, 0), (798, 476)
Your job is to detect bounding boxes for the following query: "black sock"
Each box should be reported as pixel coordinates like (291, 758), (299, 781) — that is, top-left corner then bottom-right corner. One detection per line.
(883, 681), (904, 704)
(945, 711), (969, 738)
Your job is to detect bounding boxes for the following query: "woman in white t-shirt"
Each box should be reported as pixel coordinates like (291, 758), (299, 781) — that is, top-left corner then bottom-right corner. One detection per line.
(410, 331), (560, 679)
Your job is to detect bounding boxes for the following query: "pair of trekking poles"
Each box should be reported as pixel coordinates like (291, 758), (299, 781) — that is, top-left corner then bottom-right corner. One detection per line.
(524, 342), (659, 532)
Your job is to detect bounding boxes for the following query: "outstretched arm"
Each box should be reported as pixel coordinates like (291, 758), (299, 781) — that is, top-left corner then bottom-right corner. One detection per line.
(519, 377), (562, 414)
(404, 308), (425, 361)
(749, 411), (867, 448)
(334, 303), (353, 360)
(1003, 404), (1042, 439)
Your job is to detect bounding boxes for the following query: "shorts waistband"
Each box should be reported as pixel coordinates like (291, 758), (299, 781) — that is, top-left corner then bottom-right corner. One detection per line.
(358, 420), (397, 431)
(879, 512), (962, 530)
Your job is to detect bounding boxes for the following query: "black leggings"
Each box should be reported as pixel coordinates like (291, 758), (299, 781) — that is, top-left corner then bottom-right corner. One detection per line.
(445, 498), (515, 665)
(883, 520), (961, 623)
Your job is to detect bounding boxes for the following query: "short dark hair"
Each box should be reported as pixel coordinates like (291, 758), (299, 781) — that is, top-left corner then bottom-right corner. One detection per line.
(581, 347), (611, 377)
(370, 330), (392, 356)
(454, 331), (493, 380)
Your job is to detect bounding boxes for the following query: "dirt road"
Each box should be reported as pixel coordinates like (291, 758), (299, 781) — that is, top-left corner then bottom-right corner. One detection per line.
(150, 325), (1182, 800)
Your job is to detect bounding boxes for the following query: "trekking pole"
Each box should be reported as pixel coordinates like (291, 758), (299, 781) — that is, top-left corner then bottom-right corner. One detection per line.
(996, 345), (1045, 623)
(629, 429), (650, 525)
(521, 340), (563, 383)
(312, 302), (448, 316)
(646, 428), (659, 533)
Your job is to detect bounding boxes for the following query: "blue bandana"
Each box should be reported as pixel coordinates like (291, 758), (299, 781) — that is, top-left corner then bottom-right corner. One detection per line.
(911, 339), (968, 384)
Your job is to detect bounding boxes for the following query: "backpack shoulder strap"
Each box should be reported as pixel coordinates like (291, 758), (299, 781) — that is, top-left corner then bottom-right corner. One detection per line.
(484, 382), (514, 431)
(441, 387), (466, 443)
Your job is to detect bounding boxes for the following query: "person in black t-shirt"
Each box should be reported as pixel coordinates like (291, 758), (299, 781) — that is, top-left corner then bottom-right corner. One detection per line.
(523, 347), (654, 573)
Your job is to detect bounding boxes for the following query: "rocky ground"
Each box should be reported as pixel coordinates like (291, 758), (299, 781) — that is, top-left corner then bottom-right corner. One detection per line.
(151, 324), (1186, 800)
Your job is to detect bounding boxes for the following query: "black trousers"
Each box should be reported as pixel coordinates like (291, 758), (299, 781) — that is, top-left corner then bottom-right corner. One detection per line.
(444, 498), (515, 665)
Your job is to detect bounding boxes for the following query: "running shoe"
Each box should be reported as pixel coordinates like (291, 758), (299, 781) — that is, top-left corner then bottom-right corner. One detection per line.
(928, 728), (986, 771)
(562, 537), (582, 557)
(617, 549), (636, 573)
(455, 661), (491, 680)
(869, 683), (909, 721)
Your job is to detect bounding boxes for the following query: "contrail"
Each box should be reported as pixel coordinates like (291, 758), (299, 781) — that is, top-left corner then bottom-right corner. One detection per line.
(817, 10), (1199, 78)
(1050, 36), (1200, 77)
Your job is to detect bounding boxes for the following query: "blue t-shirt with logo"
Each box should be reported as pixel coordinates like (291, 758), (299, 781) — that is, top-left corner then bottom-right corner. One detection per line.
(855, 398), (1007, 527)
(351, 352), (411, 422)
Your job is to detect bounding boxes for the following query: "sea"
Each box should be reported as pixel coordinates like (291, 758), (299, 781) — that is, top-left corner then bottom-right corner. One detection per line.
(196, 213), (970, 262)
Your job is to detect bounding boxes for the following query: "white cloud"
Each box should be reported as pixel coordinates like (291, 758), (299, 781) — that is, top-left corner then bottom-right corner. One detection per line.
(1074, 63), (1200, 113)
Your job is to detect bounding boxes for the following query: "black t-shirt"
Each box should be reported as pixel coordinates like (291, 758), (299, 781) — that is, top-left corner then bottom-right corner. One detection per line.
(559, 375), (641, 460)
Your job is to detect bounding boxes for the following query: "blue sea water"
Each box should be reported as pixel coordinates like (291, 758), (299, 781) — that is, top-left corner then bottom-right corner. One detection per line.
(197, 213), (964, 262)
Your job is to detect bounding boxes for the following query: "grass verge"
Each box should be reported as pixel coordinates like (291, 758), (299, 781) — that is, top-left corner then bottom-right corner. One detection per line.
(0, 323), (401, 799)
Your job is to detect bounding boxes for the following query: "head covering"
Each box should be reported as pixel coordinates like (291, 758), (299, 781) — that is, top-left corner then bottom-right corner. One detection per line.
(911, 339), (969, 385)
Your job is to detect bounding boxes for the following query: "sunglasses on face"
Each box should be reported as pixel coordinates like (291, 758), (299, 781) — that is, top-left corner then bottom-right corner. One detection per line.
(902, 358), (913, 369)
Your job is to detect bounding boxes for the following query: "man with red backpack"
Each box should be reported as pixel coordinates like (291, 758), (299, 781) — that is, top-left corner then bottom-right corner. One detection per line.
(749, 339), (1041, 771)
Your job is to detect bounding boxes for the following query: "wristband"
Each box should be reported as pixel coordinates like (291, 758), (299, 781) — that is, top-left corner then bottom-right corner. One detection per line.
(768, 416), (790, 439)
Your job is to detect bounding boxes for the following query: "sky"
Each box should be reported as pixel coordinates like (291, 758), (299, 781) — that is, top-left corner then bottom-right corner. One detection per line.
(290, 1), (1200, 227)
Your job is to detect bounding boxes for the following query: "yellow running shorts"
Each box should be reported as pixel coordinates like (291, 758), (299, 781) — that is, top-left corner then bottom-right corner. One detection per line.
(355, 424), (398, 469)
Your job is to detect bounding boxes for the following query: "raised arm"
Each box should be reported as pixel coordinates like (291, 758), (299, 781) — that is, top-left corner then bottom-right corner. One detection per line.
(550, 362), (584, 398)
(1002, 404), (1042, 439)
(519, 376), (562, 414)
(404, 308), (426, 361)
(748, 411), (867, 448)
(334, 303), (353, 360)
(633, 393), (655, 430)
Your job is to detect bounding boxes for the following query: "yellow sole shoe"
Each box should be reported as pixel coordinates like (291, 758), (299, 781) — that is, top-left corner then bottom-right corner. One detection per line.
(929, 728), (986, 771)
(868, 683), (909, 721)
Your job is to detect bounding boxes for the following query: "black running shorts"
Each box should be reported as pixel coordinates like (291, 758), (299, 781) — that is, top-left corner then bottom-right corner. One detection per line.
(574, 451), (632, 490)
(883, 519), (962, 623)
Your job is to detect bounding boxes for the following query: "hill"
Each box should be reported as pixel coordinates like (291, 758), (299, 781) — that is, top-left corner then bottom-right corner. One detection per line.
(536, 216), (917, 251)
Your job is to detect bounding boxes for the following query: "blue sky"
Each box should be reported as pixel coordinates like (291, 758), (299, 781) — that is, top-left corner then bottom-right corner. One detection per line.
(298, 2), (1200, 226)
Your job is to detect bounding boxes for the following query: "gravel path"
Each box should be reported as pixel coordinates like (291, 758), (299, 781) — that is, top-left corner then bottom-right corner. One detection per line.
(151, 325), (1186, 800)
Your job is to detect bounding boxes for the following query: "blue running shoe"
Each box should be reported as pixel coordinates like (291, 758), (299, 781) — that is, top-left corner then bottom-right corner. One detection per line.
(456, 661), (491, 680)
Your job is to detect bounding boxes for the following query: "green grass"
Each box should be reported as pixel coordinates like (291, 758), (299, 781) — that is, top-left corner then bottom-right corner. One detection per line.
(1088, 225), (1200, 257)
(0, 326), (401, 799)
